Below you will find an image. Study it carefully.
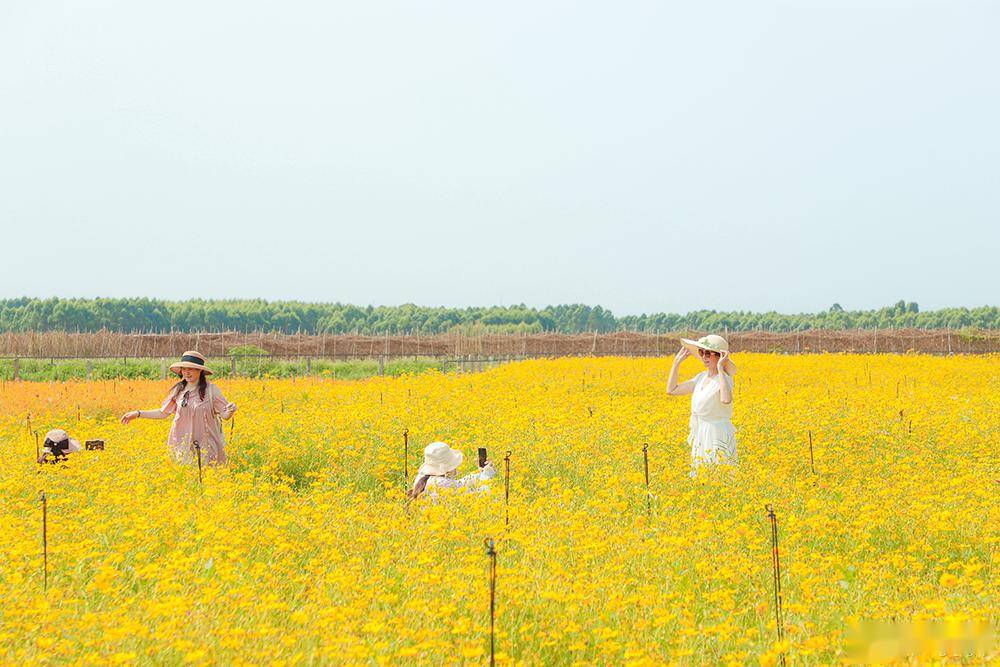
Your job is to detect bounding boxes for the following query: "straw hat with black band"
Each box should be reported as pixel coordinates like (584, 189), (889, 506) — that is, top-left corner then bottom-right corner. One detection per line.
(43, 428), (82, 455)
(169, 351), (214, 376)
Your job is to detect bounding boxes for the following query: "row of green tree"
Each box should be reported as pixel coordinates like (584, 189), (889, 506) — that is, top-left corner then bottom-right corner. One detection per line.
(0, 298), (996, 334)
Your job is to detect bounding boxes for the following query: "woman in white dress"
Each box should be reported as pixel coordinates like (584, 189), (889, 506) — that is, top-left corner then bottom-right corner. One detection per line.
(666, 334), (737, 475)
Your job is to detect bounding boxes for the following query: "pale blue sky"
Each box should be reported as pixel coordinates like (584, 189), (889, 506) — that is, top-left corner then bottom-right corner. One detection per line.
(1, 1), (997, 315)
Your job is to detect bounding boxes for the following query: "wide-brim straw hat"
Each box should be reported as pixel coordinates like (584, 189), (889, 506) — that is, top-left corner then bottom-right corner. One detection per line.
(417, 441), (464, 476)
(680, 334), (730, 358)
(169, 351), (214, 376)
(44, 429), (82, 453)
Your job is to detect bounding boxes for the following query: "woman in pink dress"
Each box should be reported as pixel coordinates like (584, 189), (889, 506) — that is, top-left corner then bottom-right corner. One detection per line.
(120, 351), (237, 465)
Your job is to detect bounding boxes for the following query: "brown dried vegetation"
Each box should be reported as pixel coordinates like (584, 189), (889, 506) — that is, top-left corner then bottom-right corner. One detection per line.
(1, 328), (997, 359)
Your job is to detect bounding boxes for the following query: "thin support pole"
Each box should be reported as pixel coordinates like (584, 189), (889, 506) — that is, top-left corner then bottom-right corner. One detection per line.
(765, 504), (786, 666)
(194, 441), (203, 484)
(403, 429), (409, 489)
(503, 451), (512, 526)
(808, 431), (816, 474)
(484, 537), (497, 667)
(40, 491), (48, 590)
(642, 443), (651, 516)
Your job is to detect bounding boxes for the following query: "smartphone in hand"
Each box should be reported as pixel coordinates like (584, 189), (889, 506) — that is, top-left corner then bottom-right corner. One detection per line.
(478, 447), (488, 467)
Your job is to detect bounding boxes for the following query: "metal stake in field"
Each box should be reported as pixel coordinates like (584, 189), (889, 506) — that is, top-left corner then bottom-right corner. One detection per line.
(193, 440), (203, 484)
(403, 429), (410, 489)
(807, 431), (816, 474)
(230, 416), (235, 438)
(642, 443), (651, 516)
(40, 491), (48, 590)
(34, 430), (40, 462)
(765, 504), (786, 666)
(484, 537), (497, 667)
(503, 451), (512, 526)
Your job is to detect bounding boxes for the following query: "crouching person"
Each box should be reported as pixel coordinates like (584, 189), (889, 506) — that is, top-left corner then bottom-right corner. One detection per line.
(38, 429), (82, 464)
(408, 441), (496, 500)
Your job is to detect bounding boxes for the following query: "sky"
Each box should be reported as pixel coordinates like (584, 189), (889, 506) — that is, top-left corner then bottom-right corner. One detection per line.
(1, 1), (997, 316)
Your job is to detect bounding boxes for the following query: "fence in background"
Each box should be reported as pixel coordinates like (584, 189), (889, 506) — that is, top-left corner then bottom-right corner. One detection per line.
(2, 328), (998, 380)
(1, 328), (998, 360)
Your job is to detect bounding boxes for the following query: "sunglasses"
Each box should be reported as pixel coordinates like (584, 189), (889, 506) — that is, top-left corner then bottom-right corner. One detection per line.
(698, 348), (720, 357)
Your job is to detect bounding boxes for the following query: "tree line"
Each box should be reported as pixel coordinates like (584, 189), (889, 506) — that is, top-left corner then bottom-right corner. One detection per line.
(0, 298), (997, 334)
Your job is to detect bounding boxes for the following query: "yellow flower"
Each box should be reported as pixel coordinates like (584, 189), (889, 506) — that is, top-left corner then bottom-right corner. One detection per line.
(0, 353), (994, 664)
(757, 651), (778, 667)
(939, 572), (960, 587)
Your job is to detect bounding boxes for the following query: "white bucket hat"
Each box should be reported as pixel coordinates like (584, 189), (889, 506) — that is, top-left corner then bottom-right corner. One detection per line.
(680, 334), (730, 358)
(44, 429), (82, 453)
(418, 441), (464, 476)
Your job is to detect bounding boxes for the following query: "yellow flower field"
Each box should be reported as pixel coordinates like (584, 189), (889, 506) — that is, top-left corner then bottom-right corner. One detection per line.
(0, 354), (996, 665)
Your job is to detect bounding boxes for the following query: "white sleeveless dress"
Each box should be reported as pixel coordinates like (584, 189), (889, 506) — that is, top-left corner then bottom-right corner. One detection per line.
(688, 370), (738, 473)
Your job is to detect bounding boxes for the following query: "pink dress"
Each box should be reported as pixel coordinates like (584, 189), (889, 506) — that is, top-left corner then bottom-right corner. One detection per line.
(160, 383), (235, 465)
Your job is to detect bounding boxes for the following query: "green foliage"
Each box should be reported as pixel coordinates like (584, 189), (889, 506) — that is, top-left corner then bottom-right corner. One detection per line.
(0, 356), (445, 382)
(0, 297), (998, 334)
(0, 358), (164, 382)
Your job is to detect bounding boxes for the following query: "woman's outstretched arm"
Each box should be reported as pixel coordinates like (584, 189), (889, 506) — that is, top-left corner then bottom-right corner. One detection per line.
(122, 392), (179, 424)
(120, 409), (170, 424)
(667, 348), (697, 396)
